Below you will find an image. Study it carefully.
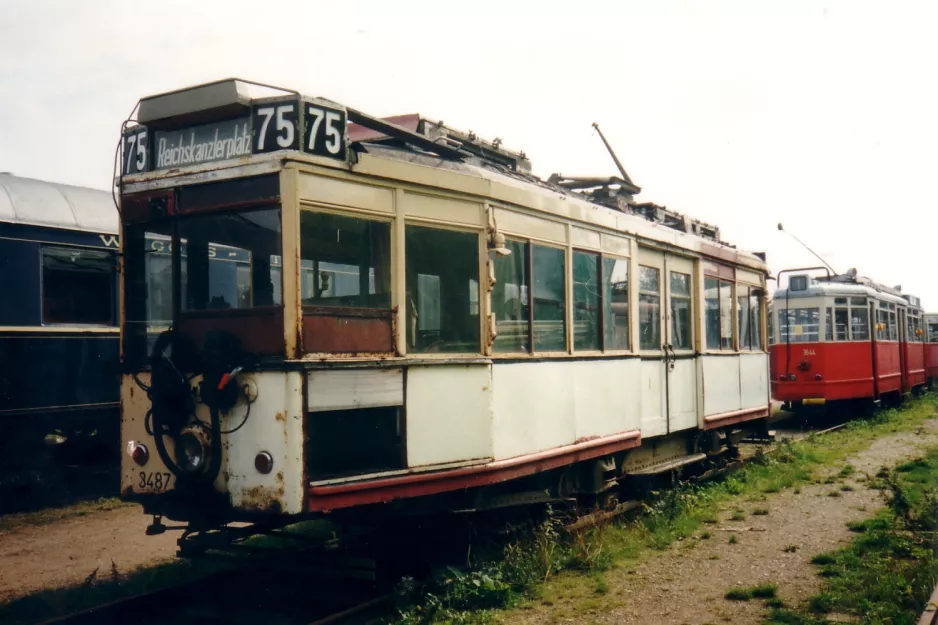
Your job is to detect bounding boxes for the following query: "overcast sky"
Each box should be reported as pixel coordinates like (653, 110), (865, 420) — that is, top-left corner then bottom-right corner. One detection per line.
(1, 1), (935, 305)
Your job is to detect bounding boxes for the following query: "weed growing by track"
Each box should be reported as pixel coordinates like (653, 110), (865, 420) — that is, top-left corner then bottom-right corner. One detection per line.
(392, 396), (938, 623)
(766, 448), (938, 625)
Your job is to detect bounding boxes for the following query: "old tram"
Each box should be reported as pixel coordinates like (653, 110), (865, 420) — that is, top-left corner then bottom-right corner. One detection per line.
(117, 79), (771, 542)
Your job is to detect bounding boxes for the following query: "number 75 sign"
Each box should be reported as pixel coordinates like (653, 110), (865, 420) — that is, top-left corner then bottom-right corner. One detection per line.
(252, 96), (347, 160)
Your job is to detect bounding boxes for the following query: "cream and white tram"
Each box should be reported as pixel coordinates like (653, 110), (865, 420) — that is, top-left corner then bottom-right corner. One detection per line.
(116, 79), (770, 534)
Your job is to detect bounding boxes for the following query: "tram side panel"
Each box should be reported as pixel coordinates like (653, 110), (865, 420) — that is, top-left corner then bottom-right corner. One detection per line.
(876, 341), (903, 395)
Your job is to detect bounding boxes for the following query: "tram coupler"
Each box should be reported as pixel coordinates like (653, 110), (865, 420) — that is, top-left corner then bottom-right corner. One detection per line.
(145, 515), (166, 535)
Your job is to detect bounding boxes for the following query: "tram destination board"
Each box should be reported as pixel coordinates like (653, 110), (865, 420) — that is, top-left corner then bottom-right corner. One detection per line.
(122, 96), (348, 175)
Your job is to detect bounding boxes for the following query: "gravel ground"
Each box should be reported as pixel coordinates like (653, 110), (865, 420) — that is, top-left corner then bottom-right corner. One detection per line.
(512, 418), (938, 625)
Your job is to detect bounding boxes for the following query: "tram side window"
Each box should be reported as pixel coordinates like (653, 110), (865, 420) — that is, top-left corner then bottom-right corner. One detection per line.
(828, 307), (849, 341)
(41, 246), (114, 325)
(405, 225), (480, 353)
(492, 239), (530, 353)
(738, 286), (752, 349)
(876, 308), (890, 341)
(179, 207), (282, 310)
(738, 285), (764, 350)
(639, 266), (660, 350)
(532, 245), (567, 351)
(602, 257), (629, 350)
(573, 251), (601, 351)
(889, 309), (898, 341)
(705, 277), (734, 350)
(779, 307), (820, 343)
(851, 307), (869, 341)
(929, 321), (938, 343)
(750, 290), (763, 350)
(768, 307), (774, 346)
(299, 211), (391, 309)
(123, 225), (174, 365)
(670, 272), (692, 350)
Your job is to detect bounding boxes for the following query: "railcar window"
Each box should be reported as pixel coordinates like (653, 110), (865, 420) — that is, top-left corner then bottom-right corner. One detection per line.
(573, 251), (601, 351)
(639, 266), (661, 350)
(705, 277), (735, 350)
(851, 307), (869, 341)
(492, 239), (530, 353)
(889, 310), (898, 341)
(767, 306), (774, 346)
(928, 321), (938, 343)
(602, 257), (629, 351)
(909, 315), (923, 342)
(405, 225), (480, 353)
(738, 286), (752, 349)
(41, 246), (114, 325)
(876, 308), (890, 341)
(779, 307), (820, 343)
(123, 224), (174, 366)
(532, 245), (567, 351)
(750, 291), (763, 349)
(299, 211), (391, 309)
(834, 308), (849, 341)
(835, 297), (847, 305)
(851, 297), (866, 307)
(670, 272), (692, 350)
(179, 208), (282, 311)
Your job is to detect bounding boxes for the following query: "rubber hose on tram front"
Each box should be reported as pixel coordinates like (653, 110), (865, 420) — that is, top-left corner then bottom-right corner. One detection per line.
(148, 330), (191, 479)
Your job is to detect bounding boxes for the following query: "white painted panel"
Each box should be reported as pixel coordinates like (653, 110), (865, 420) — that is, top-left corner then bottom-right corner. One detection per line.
(668, 359), (698, 432)
(307, 369), (403, 412)
(701, 356), (742, 419)
(601, 233), (631, 256)
(573, 359), (641, 440)
(740, 352), (769, 410)
(737, 268), (763, 286)
(405, 193), (482, 226)
(492, 362), (575, 459)
(639, 360), (667, 437)
(227, 372), (306, 515)
(495, 208), (566, 243)
(406, 365), (493, 467)
(298, 174), (393, 213)
(571, 226), (601, 250)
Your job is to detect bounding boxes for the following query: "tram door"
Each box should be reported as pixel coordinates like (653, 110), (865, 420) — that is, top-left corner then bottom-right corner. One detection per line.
(637, 249), (698, 436)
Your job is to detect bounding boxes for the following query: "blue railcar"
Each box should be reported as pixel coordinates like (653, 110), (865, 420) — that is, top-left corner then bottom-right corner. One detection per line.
(0, 173), (120, 496)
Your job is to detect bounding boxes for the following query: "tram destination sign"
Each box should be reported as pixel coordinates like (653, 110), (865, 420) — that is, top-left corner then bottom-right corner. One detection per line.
(122, 97), (348, 175)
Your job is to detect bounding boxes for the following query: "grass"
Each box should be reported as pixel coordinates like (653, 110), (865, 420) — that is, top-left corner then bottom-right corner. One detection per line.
(730, 510), (746, 521)
(769, 446), (938, 624)
(390, 396), (938, 623)
(725, 583), (778, 601)
(752, 507), (770, 516)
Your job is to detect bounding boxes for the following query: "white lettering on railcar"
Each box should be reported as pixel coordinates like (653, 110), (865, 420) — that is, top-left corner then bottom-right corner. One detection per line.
(156, 122), (252, 169)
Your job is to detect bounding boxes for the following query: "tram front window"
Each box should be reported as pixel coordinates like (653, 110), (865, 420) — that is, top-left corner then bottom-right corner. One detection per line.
(179, 208), (282, 311)
(123, 222), (174, 366)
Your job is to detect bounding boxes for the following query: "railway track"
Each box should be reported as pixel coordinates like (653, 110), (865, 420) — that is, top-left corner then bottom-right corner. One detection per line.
(29, 411), (841, 625)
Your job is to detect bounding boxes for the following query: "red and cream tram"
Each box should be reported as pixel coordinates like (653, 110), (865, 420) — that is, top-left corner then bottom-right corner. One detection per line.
(770, 269), (927, 410)
(115, 79), (771, 541)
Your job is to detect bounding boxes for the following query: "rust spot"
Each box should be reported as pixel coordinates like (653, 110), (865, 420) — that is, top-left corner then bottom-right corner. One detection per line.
(240, 485), (284, 514)
(575, 436), (601, 445)
(275, 412), (287, 424)
(129, 385), (135, 398)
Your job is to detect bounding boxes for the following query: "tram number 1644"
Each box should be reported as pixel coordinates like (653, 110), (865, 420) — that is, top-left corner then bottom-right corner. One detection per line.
(139, 472), (172, 491)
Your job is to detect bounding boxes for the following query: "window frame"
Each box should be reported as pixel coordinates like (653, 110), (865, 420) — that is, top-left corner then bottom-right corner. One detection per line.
(40, 243), (117, 327)
(704, 275), (737, 352)
(737, 282), (765, 351)
(298, 206), (394, 313)
(404, 221), (484, 355)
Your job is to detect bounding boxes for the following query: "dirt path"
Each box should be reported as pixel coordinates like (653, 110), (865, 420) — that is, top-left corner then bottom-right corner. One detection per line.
(516, 418), (938, 625)
(0, 503), (177, 604)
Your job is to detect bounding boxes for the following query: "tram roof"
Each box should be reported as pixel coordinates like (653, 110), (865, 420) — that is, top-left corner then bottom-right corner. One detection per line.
(0, 172), (117, 234)
(772, 278), (912, 307)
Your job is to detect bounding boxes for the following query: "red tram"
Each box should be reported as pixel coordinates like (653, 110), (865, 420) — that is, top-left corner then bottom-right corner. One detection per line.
(770, 268), (928, 411)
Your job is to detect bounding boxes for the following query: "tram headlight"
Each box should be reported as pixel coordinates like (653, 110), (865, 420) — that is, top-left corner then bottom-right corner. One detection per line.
(131, 443), (149, 466)
(175, 427), (211, 474)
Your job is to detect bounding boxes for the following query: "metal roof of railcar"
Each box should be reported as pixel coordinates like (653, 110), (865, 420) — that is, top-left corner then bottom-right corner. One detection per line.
(0, 173), (117, 234)
(773, 280), (908, 305)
